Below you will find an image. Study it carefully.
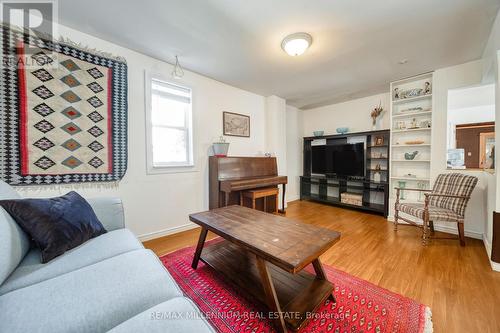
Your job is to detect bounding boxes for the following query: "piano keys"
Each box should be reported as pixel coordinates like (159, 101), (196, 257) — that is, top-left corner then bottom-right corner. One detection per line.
(209, 156), (287, 213)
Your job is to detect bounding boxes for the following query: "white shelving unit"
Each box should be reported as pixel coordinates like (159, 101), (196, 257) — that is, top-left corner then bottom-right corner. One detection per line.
(388, 73), (434, 217)
(392, 144), (431, 147)
(392, 94), (432, 104)
(392, 128), (431, 133)
(390, 176), (430, 181)
(392, 110), (432, 118)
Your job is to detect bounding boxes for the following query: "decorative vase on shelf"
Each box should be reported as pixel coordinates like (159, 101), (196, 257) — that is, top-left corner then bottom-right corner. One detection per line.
(398, 181), (407, 200)
(373, 172), (381, 183)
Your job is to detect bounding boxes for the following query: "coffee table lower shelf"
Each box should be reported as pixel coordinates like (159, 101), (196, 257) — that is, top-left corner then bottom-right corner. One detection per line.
(200, 240), (334, 331)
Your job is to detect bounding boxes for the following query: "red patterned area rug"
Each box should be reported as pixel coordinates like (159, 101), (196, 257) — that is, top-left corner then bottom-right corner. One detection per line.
(160, 242), (433, 333)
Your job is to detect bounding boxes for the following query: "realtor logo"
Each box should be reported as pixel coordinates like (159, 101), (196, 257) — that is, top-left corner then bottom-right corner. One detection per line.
(1, 0), (58, 67)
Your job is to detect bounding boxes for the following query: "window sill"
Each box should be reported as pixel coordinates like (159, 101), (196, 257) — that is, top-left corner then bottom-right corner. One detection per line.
(147, 165), (198, 175)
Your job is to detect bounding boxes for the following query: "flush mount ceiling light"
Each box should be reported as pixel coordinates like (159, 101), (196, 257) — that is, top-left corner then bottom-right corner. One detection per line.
(281, 32), (312, 56)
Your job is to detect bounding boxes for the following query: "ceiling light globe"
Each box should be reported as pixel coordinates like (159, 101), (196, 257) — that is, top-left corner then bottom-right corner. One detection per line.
(282, 33), (312, 56)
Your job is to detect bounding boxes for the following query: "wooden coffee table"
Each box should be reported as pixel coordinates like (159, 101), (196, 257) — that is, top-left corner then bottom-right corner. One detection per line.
(189, 205), (341, 332)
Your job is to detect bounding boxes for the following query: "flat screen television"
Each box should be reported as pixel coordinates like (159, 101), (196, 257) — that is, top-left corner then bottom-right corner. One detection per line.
(311, 146), (326, 174)
(311, 143), (365, 177)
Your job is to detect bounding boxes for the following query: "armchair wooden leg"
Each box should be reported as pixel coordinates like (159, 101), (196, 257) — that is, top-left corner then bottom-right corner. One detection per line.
(422, 212), (430, 246)
(422, 194), (430, 246)
(394, 209), (399, 231)
(422, 217), (428, 245)
(458, 223), (465, 247)
(429, 220), (435, 233)
(394, 189), (400, 231)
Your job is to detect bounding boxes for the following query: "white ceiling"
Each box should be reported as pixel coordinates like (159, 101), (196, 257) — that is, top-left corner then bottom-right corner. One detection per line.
(58, 0), (500, 109)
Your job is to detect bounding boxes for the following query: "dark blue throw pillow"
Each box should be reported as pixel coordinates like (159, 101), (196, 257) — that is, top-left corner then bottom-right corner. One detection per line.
(0, 191), (107, 263)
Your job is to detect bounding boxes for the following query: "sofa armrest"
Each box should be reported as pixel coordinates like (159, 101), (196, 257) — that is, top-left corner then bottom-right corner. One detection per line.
(87, 197), (125, 231)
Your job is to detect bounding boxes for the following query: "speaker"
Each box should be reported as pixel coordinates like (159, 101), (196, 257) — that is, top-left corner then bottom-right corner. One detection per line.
(492, 211), (500, 263)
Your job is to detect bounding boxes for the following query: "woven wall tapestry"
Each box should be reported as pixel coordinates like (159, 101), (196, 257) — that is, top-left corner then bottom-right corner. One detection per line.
(0, 26), (128, 185)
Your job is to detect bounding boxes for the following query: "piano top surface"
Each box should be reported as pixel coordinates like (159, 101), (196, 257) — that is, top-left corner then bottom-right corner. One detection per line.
(219, 175), (287, 191)
(219, 175), (286, 182)
(213, 156), (278, 180)
(210, 156), (286, 193)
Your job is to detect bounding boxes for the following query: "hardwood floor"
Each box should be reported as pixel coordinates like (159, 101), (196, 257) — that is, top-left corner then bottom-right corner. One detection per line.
(144, 200), (500, 333)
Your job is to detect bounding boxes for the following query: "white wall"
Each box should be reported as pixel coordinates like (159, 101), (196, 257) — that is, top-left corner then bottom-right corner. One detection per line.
(285, 105), (303, 202)
(482, 9), (500, 83)
(265, 96), (287, 175)
(448, 83), (496, 110)
(265, 96), (287, 208)
(16, 24), (267, 240)
(302, 93), (390, 136)
(448, 105), (495, 125)
(447, 84), (495, 149)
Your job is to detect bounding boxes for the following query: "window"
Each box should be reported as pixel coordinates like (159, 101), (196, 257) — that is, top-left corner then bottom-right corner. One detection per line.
(146, 76), (193, 171)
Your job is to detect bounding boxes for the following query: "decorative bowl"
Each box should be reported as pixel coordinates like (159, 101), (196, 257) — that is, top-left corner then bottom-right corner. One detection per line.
(313, 131), (324, 137)
(336, 127), (349, 134)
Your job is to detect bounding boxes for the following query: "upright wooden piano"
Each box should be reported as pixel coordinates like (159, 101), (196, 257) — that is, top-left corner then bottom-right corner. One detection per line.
(209, 156), (287, 213)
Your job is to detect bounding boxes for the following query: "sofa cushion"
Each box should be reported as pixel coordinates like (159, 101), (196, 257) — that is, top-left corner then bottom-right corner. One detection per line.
(0, 191), (107, 263)
(0, 250), (183, 333)
(0, 229), (144, 295)
(0, 181), (30, 286)
(108, 297), (215, 333)
(87, 197), (126, 231)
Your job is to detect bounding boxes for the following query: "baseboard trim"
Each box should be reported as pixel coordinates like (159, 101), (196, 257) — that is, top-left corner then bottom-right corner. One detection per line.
(385, 217), (482, 239)
(483, 235), (500, 272)
(138, 223), (198, 242)
(286, 195), (300, 203)
(433, 224), (482, 240)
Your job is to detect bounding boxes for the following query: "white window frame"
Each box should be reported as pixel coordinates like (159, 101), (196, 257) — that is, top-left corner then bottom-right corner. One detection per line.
(145, 71), (195, 174)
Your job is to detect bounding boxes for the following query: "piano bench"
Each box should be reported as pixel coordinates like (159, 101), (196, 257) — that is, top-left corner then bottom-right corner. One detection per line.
(240, 187), (279, 214)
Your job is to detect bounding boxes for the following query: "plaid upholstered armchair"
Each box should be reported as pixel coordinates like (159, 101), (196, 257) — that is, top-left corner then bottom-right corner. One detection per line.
(394, 173), (478, 246)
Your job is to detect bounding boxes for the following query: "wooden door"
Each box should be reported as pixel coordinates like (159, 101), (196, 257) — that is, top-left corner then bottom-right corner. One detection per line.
(455, 122), (494, 169)
(479, 132), (495, 169)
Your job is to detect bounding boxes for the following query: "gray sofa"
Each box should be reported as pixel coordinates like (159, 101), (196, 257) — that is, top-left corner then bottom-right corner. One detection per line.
(0, 181), (214, 333)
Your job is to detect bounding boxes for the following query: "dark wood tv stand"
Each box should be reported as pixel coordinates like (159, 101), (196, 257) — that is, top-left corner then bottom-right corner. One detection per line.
(300, 130), (390, 217)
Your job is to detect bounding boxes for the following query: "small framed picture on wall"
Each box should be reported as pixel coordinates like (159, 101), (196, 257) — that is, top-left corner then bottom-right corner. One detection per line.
(374, 136), (385, 146)
(223, 111), (250, 137)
